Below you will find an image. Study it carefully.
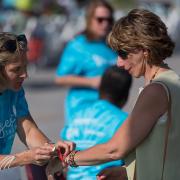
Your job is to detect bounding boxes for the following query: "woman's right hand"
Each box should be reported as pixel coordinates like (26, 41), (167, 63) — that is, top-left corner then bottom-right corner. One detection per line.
(23, 143), (55, 166)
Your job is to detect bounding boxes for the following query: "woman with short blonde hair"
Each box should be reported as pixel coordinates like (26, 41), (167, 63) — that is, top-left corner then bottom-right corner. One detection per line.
(63, 9), (180, 180)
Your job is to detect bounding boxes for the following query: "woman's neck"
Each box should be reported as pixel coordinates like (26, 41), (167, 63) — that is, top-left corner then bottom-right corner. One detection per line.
(144, 63), (169, 85)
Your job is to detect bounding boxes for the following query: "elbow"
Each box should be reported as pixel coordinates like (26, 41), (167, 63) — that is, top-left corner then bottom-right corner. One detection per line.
(106, 141), (126, 161)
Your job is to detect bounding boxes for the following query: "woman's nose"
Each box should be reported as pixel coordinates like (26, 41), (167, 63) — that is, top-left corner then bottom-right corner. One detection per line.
(20, 69), (28, 79)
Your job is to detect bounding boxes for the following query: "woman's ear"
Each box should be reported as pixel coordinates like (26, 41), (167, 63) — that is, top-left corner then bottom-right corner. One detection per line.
(143, 50), (149, 57)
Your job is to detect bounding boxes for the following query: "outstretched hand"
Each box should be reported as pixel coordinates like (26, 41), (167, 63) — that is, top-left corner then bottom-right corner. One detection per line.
(26, 143), (55, 166)
(46, 140), (76, 179)
(55, 140), (76, 157)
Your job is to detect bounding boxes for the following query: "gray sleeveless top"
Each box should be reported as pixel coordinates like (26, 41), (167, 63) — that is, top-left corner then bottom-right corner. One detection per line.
(126, 70), (180, 180)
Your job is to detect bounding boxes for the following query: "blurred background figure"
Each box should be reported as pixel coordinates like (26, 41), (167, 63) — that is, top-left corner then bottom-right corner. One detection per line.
(137, 0), (180, 52)
(26, 1), (116, 179)
(1, 0), (179, 69)
(55, 0), (117, 123)
(61, 65), (132, 180)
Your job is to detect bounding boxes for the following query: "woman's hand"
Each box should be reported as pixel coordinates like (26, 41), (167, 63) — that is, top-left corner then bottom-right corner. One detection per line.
(55, 140), (76, 157)
(97, 166), (127, 180)
(27, 143), (55, 166)
(45, 140), (75, 179)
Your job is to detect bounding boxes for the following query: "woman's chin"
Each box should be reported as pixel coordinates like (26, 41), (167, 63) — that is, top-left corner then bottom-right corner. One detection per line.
(11, 84), (23, 91)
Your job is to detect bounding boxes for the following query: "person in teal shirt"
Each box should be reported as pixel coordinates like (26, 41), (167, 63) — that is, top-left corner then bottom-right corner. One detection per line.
(55, 0), (116, 123)
(0, 88), (29, 154)
(61, 66), (132, 179)
(0, 32), (74, 178)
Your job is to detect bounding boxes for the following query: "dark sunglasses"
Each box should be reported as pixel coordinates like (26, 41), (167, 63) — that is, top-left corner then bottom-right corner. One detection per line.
(117, 49), (129, 60)
(95, 17), (113, 24)
(1, 34), (27, 53)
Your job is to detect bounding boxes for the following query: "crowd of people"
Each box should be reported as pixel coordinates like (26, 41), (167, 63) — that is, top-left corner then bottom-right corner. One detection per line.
(1, 0), (180, 180)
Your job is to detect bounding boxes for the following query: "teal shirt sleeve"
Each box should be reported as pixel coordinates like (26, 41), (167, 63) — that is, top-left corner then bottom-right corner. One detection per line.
(15, 88), (30, 119)
(56, 40), (83, 77)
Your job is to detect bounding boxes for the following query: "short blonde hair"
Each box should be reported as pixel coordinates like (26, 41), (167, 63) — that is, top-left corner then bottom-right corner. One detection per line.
(108, 9), (175, 65)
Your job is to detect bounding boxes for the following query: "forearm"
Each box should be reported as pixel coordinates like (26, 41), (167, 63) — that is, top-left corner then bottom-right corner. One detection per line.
(26, 127), (50, 148)
(17, 116), (51, 149)
(0, 150), (34, 169)
(72, 142), (122, 166)
(55, 76), (94, 88)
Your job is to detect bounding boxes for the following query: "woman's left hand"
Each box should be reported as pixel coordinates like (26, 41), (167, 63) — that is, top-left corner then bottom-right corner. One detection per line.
(55, 140), (76, 157)
(46, 140), (75, 179)
(96, 166), (127, 180)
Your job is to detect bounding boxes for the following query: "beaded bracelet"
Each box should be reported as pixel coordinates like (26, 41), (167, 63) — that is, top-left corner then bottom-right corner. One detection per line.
(66, 150), (79, 167)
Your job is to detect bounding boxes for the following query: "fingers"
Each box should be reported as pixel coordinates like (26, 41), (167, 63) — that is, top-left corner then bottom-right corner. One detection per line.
(55, 141), (69, 157)
(35, 147), (52, 157)
(64, 141), (76, 152)
(29, 145), (55, 165)
(97, 168), (109, 177)
(97, 175), (106, 180)
(97, 166), (128, 180)
(44, 143), (56, 151)
(47, 174), (54, 180)
(55, 140), (76, 157)
(96, 168), (110, 180)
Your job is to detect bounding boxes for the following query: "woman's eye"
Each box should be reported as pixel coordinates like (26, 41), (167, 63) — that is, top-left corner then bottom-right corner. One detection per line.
(13, 67), (21, 72)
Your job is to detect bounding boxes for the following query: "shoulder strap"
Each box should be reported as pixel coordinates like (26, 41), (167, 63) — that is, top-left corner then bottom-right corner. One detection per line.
(161, 86), (172, 180)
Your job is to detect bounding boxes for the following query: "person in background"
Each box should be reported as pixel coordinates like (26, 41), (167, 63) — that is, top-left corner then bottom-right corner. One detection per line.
(0, 32), (74, 179)
(60, 66), (132, 179)
(55, 0), (116, 123)
(63, 9), (180, 180)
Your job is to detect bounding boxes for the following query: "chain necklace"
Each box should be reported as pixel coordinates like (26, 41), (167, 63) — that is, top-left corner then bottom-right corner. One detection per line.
(150, 67), (161, 83)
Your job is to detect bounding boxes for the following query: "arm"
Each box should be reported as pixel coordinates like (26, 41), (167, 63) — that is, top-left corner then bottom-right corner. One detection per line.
(65, 83), (168, 166)
(17, 115), (50, 148)
(55, 40), (101, 89)
(16, 115), (74, 163)
(0, 115), (74, 169)
(55, 75), (101, 89)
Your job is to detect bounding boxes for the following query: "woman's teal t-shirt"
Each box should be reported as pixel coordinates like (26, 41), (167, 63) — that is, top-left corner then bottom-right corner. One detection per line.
(0, 88), (30, 154)
(56, 34), (117, 122)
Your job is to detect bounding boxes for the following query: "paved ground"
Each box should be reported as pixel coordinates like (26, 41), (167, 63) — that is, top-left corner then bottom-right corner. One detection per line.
(11, 54), (180, 179)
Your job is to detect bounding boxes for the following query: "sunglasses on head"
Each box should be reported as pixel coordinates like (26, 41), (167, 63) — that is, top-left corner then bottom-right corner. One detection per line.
(95, 16), (113, 24)
(117, 49), (129, 60)
(1, 34), (27, 53)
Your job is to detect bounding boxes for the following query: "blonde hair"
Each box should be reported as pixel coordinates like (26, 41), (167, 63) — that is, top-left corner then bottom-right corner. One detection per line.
(108, 9), (175, 65)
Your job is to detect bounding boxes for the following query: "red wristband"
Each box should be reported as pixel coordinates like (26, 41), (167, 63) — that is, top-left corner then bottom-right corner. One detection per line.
(57, 148), (64, 162)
